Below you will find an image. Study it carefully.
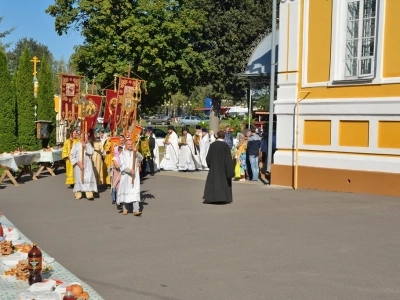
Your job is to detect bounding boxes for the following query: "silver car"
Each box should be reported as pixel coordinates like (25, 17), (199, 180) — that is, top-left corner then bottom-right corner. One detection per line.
(146, 115), (172, 125)
(179, 116), (202, 126)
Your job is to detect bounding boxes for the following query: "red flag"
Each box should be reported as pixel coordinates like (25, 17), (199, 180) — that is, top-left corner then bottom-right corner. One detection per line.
(104, 89), (116, 130)
(105, 89), (123, 132)
(84, 94), (103, 132)
(117, 77), (141, 130)
(61, 74), (82, 122)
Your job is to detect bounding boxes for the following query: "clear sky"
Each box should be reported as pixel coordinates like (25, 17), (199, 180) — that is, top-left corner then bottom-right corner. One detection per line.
(0, 0), (83, 60)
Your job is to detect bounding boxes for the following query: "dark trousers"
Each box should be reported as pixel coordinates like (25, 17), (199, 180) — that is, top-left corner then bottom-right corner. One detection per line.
(147, 157), (155, 174)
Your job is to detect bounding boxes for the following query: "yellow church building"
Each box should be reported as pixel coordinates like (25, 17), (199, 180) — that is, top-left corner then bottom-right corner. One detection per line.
(271, 0), (400, 197)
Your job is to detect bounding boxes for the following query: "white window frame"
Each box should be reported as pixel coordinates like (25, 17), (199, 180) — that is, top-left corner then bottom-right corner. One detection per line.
(330, 0), (384, 84)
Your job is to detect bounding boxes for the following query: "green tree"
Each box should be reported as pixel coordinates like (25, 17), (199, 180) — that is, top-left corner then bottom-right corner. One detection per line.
(187, 85), (213, 112)
(0, 16), (15, 49)
(0, 48), (17, 152)
(37, 57), (57, 148)
(15, 47), (37, 151)
(6, 38), (53, 75)
(46, 0), (209, 106)
(52, 56), (74, 94)
(195, 0), (273, 132)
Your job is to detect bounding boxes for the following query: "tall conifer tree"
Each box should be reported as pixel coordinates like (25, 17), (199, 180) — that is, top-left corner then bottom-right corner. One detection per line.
(15, 47), (37, 151)
(37, 57), (56, 148)
(0, 48), (17, 152)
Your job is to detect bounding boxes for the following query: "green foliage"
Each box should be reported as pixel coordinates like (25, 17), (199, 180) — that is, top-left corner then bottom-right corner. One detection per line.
(187, 85), (213, 110)
(197, 121), (208, 129)
(243, 114), (256, 128)
(0, 16), (15, 49)
(46, 0), (209, 106)
(6, 38), (53, 76)
(52, 57), (74, 94)
(227, 117), (242, 134)
(0, 48), (17, 152)
(15, 47), (37, 151)
(37, 57), (57, 148)
(255, 93), (270, 110)
(198, 0), (273, 99)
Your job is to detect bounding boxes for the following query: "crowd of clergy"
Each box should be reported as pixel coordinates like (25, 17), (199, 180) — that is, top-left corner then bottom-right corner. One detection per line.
(60, 124), (215, 215)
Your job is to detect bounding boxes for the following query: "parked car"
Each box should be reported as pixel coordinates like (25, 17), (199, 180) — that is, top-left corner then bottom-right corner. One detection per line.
(179, 116), (202, 126)
(146, 115), (172, 125)
(200, 116), (210, 121)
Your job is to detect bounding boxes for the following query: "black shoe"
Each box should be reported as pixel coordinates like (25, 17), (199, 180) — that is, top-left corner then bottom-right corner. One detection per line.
(112, 201), (116, 204)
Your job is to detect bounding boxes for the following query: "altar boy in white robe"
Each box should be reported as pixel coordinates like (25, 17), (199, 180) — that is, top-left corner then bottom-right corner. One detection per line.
(199, 128), (210, 170)
(160, 125), (179, 171)
(117, 139), (144, 216)
(178, 127), (196, 172)
(69, 133), (98, 200)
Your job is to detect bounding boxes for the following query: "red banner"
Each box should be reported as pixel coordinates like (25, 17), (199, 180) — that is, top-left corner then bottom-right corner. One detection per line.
(104, 89), (122, 132)
(117, 77), (141, 130)
(84, 94), (103, 132)
(61, 74), (82, 122)
(103, 90), (113, 126)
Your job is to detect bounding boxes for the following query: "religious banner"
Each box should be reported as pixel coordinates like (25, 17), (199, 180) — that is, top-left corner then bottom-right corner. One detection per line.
(117, 77), (142, 131)
(60, 74), (83, 123)
(129, 125), (143, 143)
(104, 89), (120, 132)
(83, 94), (103, 132)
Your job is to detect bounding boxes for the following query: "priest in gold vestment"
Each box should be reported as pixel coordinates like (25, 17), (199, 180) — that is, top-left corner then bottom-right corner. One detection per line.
(100, 130), (112, 185)
(62, 130), (80, 187)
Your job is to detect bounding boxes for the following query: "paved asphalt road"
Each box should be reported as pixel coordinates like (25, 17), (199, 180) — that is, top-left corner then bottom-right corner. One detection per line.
(1, 170), (400, 300)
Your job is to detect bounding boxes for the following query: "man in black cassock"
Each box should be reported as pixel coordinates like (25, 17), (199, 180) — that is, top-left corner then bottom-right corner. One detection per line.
(203, 130), (235, 204)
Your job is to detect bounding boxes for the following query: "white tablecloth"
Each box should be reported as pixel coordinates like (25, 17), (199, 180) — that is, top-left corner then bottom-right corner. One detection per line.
(0, 215), (104, 300)
(38, 149), (63, 164)
(0, 152), (41, 172)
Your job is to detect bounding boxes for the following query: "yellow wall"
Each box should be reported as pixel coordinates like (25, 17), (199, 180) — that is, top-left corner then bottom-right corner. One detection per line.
(303, 120), (331, 145)
(378, 121), (400, 149)
(299, 0), (400, 99)
(307, 0), (332, 83)
(383, 0), (400, 78)
(299, 83), (400, 99)
(339, 121), (369, 147)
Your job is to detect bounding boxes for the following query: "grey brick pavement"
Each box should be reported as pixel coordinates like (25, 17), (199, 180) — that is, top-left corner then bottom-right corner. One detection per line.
(1, 171), (400, 300)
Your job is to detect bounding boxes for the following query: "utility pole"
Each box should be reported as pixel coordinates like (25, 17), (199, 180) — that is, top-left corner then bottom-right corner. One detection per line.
(266, 0), (277, 182)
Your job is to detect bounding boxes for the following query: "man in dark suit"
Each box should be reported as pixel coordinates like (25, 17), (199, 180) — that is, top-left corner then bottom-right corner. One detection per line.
(145, 127), (156, 176)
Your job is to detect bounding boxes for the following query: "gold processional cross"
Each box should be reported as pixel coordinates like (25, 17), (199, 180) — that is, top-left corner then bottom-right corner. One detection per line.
(30, 56), (41, 76)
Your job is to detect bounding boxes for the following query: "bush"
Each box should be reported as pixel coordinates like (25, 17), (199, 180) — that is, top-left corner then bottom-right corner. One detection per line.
(0, 48), (17, 152)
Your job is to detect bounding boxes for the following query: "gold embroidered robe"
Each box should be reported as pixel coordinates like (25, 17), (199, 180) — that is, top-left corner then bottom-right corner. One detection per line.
(103, 138), (113, 185)
(62, 138), (79, 185)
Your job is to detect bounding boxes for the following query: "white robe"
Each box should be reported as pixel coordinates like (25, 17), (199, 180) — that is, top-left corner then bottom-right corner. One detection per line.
(199, 134), (210, 170)
(209, 132), (216, 144)
(178, 133), (196, 171)
(192, 132), (202, 169)
(146, 133), (160, 173)
(117, 150), (143, 204)
(70, 142), (98, 193)
(160, 131), (179, 171)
